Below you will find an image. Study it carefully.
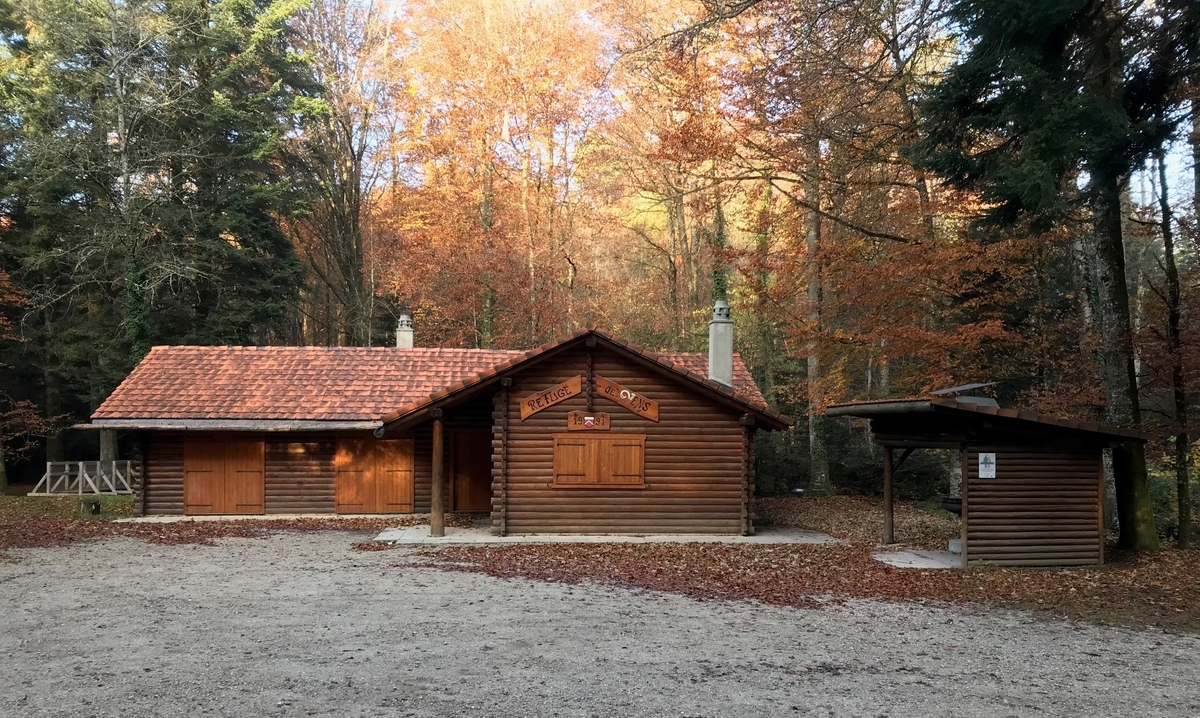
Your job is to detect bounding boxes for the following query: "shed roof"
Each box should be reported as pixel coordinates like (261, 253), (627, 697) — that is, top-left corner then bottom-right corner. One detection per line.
(826, 398), (1146, 445)
(91, 327), (786, 430)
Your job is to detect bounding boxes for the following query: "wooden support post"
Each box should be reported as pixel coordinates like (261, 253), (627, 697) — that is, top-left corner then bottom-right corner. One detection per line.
(960, 445), (970, 568)
(500, 378), (511, 537)
(882, 445), (894, 544)
(431, 414), (445, 537)
(99, 429), (117, 462)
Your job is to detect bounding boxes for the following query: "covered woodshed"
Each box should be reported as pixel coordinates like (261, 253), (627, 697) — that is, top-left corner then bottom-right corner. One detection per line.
(826, 397), (1146, 567)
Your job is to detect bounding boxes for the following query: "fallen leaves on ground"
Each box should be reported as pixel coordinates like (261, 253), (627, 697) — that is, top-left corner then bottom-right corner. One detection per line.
(412, 497), (1200, 633)
(0, 495), (475, 556)
(757, 495), (960, 550)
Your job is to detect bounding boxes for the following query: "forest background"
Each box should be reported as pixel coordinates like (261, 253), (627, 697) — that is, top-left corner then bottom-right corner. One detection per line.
(0, 0), (1196, 547)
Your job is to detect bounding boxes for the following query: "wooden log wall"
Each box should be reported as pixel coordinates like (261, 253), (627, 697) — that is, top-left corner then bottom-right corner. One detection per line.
(264, 434), (336, 513)
(142, 431), (423, 515)
(143, 432), (184, 515)
(495, 345), (747, 534)
(964, 448), (1104, 566)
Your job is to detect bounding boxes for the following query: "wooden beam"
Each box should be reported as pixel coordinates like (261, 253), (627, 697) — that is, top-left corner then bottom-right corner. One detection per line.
(960, 445), (969, 568)
(894, 447), (915, 469)
(883, 446), (895, 544)
(431, 417), (445, 537)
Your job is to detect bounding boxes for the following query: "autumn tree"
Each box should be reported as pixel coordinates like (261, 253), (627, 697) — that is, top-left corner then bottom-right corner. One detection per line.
(910, 0), (1198, 550)
(288, 0), (401, 346)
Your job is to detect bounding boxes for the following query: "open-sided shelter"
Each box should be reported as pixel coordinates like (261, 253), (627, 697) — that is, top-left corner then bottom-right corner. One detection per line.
(88, 304), (790, 535)
(826, 398), (1145, 567)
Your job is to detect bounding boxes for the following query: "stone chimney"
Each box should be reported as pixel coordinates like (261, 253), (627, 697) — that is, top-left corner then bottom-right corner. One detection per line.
(395, 314), (414, 349)
(708, 300), (734, 388)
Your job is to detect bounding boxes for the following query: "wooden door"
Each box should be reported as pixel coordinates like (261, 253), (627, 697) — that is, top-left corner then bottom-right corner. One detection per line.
(224, 440), (265, 514)
(335, 438), (376, 513)
(452, 429), (493, 512)
(184, 438), (223, 514)
(377, 439), (415, 513)
(184, 437), (264, 515)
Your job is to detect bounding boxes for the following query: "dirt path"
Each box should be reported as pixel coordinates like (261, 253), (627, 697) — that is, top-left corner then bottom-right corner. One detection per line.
(1, 532), (1197, 717)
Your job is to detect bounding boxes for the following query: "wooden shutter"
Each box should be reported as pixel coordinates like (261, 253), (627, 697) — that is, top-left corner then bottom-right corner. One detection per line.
(376, 439), (415, 513)
(554, 436), (594, 484)
(606, 436), (645, 485)
(553, 434), (645, 488)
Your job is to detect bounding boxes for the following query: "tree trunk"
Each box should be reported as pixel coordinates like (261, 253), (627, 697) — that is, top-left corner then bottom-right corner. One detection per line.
(804, 146), (830, 496)
(1084, 0), (1159, 552)
(43, 361), (63, 463)
(1157, 154), (1190, 549)
(124, 255), (150, 364)
(711, 191), (728, 303)
(0, 436), (7, 494)
(1094, 175), (1158, 550)
(1191, 94), (1199, 219)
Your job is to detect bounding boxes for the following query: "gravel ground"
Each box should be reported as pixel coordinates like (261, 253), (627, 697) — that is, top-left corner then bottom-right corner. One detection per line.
(1, 532), (1198, 718)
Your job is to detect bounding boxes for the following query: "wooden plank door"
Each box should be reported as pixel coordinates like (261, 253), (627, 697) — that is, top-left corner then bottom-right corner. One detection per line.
(335, 438), (376, 513)
(377, 439), (415, 513)
(184, 437), (264, 515)
(224, 439), (265, 514)
(184, 438), (223, 514)
(452, 429), (493, 512)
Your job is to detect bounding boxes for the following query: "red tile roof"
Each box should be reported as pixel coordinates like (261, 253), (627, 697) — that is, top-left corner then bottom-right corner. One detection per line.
(93, 332), (781, 426)
(93, 346), (523, 421)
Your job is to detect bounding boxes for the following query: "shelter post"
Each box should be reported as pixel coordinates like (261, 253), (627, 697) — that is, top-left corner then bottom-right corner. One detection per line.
(882, 446), (894, 544)
(431, 411), (445, 537)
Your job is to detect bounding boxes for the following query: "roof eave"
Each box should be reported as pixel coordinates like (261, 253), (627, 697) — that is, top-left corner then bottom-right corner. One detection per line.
(87, 418), (384, 432)
(381, 328), (792, 433)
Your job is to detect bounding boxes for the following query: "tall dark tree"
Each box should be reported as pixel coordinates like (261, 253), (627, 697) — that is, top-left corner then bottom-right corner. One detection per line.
(0, 0), (315, 437)
(910, 0), (1195, 550)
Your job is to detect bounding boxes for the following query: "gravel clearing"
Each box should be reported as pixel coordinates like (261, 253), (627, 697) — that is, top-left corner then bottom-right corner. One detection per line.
(1, 531), (1198, 718)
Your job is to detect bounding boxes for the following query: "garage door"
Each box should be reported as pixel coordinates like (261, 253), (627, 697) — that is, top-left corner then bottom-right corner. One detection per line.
(335, 438), (414, 514)
(184, 437), (264, 515)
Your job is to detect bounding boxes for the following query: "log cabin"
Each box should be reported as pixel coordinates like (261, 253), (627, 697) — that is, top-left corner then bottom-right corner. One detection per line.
(89, 304), (791, 534)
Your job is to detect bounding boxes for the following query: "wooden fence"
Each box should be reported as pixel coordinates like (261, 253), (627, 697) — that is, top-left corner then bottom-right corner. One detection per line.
(28, 461), (137, 496)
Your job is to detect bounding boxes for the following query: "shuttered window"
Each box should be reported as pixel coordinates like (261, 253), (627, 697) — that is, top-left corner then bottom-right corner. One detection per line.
(553, 434), (645, 488)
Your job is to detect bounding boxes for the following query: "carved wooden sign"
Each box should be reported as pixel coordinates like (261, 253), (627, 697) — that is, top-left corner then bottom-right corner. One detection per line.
(567, 411), (611, 431)
(595, 375), (660, 422)
(519, 375), (583, 420)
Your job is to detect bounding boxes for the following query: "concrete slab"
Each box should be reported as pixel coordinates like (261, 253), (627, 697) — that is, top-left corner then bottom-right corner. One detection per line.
(372, 525), (841, 546)
(114, 513), (416, 524)
(872, 549), (962, 570)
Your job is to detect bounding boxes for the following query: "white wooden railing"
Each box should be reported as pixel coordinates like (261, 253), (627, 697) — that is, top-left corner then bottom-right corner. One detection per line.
(28, 461), (136, 496)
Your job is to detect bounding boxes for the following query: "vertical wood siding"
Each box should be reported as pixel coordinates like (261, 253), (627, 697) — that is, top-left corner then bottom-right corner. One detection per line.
(144, 432), (184, 515)
(497, 346), (747, 534)
(266, 434), (336, 513)
(964, 449), (1103, 566)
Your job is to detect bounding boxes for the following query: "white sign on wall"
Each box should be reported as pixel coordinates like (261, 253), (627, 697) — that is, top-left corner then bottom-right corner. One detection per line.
(978, 452), (997, 479)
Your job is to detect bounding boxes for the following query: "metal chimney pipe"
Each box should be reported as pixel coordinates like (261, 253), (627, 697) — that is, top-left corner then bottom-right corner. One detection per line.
(396, 314), (414, 349)
(708, 300), (734, 387)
